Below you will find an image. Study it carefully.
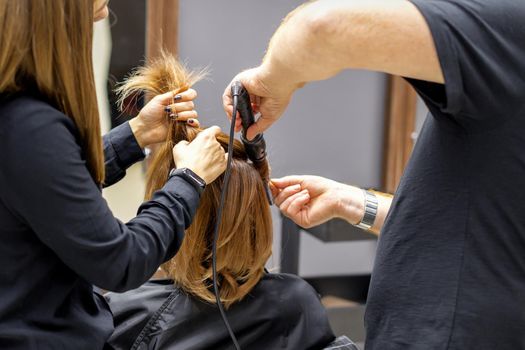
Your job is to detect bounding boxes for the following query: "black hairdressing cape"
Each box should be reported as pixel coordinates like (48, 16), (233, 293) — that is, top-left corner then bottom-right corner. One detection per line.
(105, 273), (341, 350)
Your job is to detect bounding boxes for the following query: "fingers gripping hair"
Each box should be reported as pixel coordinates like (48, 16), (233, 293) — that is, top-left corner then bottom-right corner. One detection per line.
(114, 50), (206, 198)
(115, 50), (207, 111)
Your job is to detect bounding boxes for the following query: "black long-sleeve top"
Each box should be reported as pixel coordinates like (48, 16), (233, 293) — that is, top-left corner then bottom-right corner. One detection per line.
(0, 92), (201, 349)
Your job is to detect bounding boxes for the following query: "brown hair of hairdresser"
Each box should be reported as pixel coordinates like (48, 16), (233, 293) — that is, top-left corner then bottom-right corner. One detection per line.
(0, 0), (105, 184)
(116, 52), (273, 308)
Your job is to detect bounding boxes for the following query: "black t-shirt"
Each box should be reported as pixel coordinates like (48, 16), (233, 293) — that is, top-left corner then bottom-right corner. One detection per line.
(366, 1), (525, 349)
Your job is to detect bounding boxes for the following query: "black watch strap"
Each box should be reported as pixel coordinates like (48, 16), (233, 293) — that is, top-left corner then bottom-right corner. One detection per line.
(168, 168), (206, 195)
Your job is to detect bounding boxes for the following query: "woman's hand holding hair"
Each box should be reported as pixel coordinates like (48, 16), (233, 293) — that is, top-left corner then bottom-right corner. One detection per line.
(271, 175), (365, 229)
(172, 126), (228, 185)
(130, 89), (198, 148)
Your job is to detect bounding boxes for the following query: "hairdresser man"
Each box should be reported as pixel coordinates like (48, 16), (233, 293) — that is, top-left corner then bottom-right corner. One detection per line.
(223, 1), (525, 349)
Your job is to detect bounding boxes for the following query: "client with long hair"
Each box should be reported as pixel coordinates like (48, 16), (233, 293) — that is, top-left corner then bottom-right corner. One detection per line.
(105, 54), (357, 350)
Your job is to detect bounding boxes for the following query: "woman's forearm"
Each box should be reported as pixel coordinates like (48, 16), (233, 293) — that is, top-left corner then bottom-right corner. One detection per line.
(103, 121), (145, 187)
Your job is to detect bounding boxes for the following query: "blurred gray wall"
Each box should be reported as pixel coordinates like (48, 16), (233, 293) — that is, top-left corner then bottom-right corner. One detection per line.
(178, 0), (387, 276)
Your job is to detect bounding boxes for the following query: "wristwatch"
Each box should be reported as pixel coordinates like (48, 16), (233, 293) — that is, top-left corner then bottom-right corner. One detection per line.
(355, 190), (378, 231)
(168, 168), (206, 195)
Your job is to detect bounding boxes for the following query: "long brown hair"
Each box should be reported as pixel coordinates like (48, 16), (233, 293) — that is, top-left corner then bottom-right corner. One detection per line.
(117, 53), (273, 308)
(0, 0), (104, 184)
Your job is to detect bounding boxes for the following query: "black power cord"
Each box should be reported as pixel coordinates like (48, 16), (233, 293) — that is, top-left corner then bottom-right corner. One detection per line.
(211, 93), (242, 350)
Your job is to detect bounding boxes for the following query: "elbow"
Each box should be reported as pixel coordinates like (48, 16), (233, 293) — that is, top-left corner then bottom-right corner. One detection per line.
(301, 1), (367, 69)
(301, 4), (356, 66)
(302, 3), (342, 41)
(90, 263), (153, 293)
(279, 1), (339, 45)
(96, 273), (148, 293)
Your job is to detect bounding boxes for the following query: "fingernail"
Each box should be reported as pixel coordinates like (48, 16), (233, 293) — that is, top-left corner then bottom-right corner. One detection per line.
(187, 119), (194, 124)
(174, 94), (182, 100)
(164, 106), (172, 112)
(169, 113), (176, 119)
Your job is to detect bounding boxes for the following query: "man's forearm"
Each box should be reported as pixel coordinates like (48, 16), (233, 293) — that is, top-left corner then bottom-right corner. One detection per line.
(262, 1), (344, 89)
(338, 185), (393, 236)
(261, 0), (444, 89)
(368, 190), (393, 235)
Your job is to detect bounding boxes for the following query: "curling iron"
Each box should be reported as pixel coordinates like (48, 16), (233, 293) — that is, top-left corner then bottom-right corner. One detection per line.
(231, 81), (273, 204)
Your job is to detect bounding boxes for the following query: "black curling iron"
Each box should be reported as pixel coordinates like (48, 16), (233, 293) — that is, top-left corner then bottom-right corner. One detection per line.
(231, 81), (273, 205)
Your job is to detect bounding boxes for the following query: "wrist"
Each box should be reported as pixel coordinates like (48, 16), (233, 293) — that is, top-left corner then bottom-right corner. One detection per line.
(355, 190), (379, 231)
(129, 117), (148, 148)
(335, 184), (365, 225)
(168, 168), (206, 195)
(172, 161), (209, 185)
(259, 60), (305, 95)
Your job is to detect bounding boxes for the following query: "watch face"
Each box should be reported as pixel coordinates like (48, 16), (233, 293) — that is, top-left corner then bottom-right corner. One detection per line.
(183, 168), (206, 188)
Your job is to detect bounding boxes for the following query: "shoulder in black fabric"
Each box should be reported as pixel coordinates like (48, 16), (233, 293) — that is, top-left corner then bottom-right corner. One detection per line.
(106, 274), (337, 350)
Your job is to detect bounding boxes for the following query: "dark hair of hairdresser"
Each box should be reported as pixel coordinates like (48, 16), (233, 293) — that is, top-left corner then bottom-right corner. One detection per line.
(117, 53), (273, 308)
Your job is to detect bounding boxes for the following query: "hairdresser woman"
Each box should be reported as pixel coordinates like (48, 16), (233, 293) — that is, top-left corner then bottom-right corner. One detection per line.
(0, 1), (227, 349)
